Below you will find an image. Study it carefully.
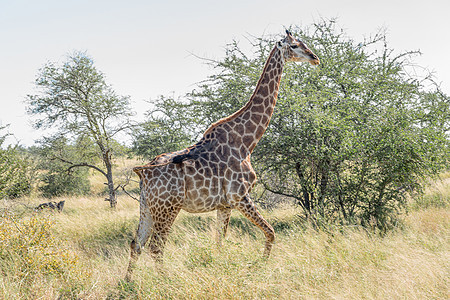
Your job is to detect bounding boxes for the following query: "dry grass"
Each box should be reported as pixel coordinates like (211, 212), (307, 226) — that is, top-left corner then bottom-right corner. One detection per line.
(1, 176), (448, 299)
(411, 171), (450, 210)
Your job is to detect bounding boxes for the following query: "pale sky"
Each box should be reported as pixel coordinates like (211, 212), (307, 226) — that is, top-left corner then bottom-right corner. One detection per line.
(1, 0), (449, 146)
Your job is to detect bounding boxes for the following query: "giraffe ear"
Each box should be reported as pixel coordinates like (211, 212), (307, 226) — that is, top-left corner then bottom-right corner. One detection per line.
(285, 30), (295, 43)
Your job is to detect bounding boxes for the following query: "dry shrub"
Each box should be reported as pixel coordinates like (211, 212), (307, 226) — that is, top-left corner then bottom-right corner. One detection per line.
(0, 210), (90, 298)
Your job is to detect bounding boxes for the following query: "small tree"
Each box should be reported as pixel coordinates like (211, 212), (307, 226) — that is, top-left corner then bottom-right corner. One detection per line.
(27, 52), (134, 208)
(32, 136), (91, 198)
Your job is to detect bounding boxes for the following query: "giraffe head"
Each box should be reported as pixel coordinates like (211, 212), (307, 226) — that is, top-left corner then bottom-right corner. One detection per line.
(278, 30), (320, 65)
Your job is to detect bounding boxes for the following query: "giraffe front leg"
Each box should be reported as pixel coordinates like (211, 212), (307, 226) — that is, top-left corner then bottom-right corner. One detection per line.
(234, 195), (275, 258)
(216, 208), (232, 247)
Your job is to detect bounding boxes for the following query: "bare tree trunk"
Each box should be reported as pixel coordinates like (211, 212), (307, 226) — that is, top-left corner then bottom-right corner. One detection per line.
(106, 165), (116, 208)
(103, 150), (117, 209)
(60, 146), (117, 208)
(295, 162), (312, 216)
(317, 159), (329, 218)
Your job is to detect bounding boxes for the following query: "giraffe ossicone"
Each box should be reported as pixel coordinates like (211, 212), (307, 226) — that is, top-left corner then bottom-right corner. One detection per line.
(126, 30), (319, 281)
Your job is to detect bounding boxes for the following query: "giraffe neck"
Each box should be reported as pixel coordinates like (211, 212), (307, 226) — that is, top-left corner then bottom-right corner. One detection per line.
(243, 45), (284, 151)
(203, 45), (285, 156)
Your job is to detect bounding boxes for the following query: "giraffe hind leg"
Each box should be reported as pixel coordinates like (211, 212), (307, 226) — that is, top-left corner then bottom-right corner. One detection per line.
(125, 201), (153, 282)
(216, 208), (232, 247)
(147, 206), (181, 264)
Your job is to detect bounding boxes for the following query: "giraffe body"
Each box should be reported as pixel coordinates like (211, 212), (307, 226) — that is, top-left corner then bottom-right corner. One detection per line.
(126, 31), (319, 281)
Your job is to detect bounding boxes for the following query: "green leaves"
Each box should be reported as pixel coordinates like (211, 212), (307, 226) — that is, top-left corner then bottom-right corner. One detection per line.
(254, 22), (448, 230)
(132, 96), (199, 159)
(27, 51), (133, 139)
(33, 136), (92, 198)
(0, 126), (32, 199)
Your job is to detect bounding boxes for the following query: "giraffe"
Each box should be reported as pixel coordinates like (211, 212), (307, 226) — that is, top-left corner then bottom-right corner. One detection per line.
(125, 30), (319, 281)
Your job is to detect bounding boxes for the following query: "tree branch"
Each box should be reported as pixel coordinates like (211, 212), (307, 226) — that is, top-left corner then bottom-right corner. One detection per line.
(260, 181), (301, 201)
(51, 156), (107, 177)
(119, 184), (139, 201)
(114, 171), (139, 201)
(67, 163), (107, 177)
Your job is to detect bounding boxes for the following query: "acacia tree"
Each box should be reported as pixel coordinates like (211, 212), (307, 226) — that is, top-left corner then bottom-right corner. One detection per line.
(256, 22), (449, 229)
(27, 52), (133, 208)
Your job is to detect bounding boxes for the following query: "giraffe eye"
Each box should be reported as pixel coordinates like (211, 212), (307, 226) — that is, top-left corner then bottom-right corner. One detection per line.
(290, 44), (299, 49)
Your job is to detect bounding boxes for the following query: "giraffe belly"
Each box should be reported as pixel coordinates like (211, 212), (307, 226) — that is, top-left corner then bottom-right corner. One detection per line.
(181, 159), (227, 213)
(181, 190), (225, 213)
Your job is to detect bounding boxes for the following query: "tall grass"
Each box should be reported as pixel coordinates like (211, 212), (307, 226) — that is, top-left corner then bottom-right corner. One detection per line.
(411, 172), (450, 210)
(1, 179), (448, 299)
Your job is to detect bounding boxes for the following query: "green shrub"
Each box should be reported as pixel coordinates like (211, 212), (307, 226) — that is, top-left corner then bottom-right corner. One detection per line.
(0, 127), (32, 199)
(39, 169), (91, 198)
(33, 136), (91, 197)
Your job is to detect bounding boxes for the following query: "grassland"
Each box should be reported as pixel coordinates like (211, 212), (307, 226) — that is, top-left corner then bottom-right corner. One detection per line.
(0, 172), (448, 299)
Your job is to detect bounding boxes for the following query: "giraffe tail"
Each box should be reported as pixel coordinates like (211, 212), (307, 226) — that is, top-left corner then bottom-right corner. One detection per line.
(133, 161), (172, 177)
(133, 166), (145, 179)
